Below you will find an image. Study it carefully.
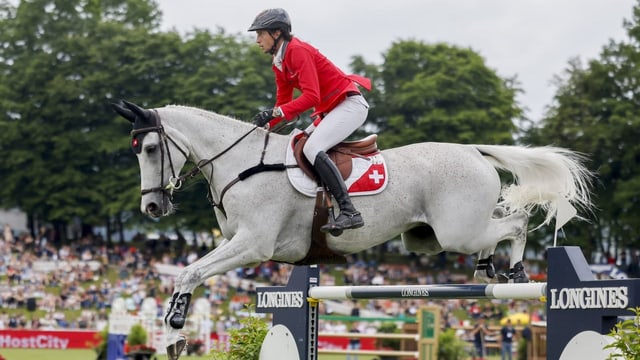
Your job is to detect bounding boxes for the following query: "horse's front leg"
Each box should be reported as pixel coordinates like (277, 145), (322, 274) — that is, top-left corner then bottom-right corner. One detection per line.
(164, 238), (230, 360)
(165, 236), (273, 360)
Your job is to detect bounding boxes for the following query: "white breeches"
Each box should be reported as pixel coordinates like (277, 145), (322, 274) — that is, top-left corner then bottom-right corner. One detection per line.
(303, 94), (369, 165)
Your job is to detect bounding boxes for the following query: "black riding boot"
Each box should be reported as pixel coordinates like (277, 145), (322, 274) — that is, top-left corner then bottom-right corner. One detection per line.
(314, 151), (364, 235)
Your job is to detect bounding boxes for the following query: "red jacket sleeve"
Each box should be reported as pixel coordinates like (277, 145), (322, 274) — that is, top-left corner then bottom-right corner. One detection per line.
(274, 68), (294, 109)
(270, 68), (293, 126)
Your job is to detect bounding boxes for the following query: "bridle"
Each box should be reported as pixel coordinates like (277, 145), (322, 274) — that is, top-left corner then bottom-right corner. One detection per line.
(132, 110), (284, 215)
(130, 110), (190, 202)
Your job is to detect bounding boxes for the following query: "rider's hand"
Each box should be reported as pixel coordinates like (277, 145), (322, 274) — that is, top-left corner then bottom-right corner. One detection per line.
(253, 109), (274, 127)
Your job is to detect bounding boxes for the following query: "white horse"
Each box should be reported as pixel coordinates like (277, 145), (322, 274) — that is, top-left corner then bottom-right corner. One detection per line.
(112, 100), (592, 359)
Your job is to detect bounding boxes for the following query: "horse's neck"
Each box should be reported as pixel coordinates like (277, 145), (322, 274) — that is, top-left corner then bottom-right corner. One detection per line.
(159, 106), (287, 182)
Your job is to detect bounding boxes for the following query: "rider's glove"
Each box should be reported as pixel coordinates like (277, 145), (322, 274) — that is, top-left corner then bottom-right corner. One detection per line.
(253, 109), (274, 127)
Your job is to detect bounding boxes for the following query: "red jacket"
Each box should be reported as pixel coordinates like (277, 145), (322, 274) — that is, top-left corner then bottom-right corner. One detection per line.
(269, 37), (371, 127)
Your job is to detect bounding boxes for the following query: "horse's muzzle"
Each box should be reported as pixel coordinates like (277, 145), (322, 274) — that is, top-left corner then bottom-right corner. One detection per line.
(145, 202), (163, 218)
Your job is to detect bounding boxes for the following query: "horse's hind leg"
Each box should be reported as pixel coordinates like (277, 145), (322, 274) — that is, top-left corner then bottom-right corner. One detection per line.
(472, 209), (530, 283)
(473, 207), (506, 283)
(506, 214), (529, 283)
(474, 248), (496, 283)
(502, 210), (530, 283)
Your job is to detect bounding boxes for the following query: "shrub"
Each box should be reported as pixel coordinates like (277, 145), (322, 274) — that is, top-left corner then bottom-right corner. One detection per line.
(517, 337), (527, 360)
(94, 326), (109, 360)
(438, 328), (468, 360)
(127, 323), (148, 347)
(211, 306), (269, 360)
(605, 307), (640, 359)
(376, 322), (401, 350)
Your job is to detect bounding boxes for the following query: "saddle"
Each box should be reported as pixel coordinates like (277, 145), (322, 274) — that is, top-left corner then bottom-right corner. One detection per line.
(292, 133), (379, 266)
(293, 133), (379, 181)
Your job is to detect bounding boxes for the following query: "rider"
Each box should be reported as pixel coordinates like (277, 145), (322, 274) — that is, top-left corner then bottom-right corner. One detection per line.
(248, 8), (371, 235)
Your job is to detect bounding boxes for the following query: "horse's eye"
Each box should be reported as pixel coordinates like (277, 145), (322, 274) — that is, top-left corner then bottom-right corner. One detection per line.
(145, 145), (158, 154)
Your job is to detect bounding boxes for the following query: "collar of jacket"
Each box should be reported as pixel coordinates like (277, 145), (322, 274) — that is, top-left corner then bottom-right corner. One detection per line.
(272, 40), (289, 71)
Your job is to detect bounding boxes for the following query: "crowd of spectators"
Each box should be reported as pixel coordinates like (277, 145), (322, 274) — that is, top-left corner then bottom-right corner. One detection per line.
(0, 222), (638, 346)
(0, 222), (544, 329)
(0, 223), (173, 331)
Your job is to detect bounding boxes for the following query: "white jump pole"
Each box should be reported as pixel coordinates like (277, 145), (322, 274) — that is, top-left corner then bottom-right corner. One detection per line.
(308, 283), (547, 301)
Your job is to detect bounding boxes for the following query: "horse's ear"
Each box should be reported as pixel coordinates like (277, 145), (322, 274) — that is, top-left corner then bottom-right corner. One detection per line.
(122, 100), (151, 121)
(111, 101), (136, 123)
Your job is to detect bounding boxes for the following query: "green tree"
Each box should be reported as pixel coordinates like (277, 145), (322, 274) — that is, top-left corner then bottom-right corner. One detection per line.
(0, 0), (166, 240)
(175, 28), (273, 120)
(0, 0), (278, 242)
(523, 2), (640, 254)
(355, 40), (522, 149)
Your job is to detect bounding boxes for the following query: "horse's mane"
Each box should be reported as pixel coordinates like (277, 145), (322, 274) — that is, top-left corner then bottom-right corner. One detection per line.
(164, 105), (245, 124)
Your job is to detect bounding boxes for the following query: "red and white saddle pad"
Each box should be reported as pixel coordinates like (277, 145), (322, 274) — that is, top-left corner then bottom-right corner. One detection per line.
(285, 129), (389, 197)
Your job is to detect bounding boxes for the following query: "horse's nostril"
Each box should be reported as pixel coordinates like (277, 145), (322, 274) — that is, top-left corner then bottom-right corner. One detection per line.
(146, 203), (158, 214)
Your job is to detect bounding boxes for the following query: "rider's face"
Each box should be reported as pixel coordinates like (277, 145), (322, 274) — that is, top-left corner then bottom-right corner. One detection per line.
(255, 30), (280, 54)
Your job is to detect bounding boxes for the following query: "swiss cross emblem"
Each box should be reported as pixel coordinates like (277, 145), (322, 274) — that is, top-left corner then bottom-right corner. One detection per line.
(368, 169), (385, 184)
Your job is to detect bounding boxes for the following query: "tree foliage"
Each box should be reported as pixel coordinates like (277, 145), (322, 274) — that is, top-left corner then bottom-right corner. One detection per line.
(353, 40), (522, 149)
(522, 2), (640, 253)
(0, 0), (271, 240)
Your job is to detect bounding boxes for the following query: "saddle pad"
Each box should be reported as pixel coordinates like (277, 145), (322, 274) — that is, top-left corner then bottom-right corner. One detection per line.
(285, 129), (389, 197)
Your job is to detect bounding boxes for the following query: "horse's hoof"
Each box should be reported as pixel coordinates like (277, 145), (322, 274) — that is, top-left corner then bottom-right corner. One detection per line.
(166, 335), (187, 360)
(508, 262), (529, 283)
(510, 272), (529, 283)
(485, 264), (495, 278)
(473, 271), (493, 283)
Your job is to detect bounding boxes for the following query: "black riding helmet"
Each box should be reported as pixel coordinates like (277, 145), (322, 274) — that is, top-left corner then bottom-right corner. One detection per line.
(248, 8), (291, 32)
(248, 8), (292, 54)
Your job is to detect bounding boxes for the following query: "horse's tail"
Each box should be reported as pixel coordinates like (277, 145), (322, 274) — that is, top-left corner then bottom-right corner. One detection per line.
(474, 144), (594, 228)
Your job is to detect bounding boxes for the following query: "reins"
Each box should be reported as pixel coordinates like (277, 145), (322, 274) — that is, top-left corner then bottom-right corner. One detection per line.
(213, 130), (288, 215)
(134, 110), (289, 217)
(173, 125), (259, 189)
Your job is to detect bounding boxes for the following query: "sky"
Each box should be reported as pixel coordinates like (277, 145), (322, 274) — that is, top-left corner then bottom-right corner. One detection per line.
(155, 0), (636, 121)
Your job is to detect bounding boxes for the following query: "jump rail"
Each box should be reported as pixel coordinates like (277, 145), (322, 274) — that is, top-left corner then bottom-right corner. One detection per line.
(308, 282), (547, 300)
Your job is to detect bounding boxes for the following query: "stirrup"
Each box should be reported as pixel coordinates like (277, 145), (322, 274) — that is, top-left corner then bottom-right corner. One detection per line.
(321, 211), (364, 236)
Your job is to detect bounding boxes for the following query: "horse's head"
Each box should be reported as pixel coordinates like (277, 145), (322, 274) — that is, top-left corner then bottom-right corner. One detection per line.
(112, 100), (189, 218)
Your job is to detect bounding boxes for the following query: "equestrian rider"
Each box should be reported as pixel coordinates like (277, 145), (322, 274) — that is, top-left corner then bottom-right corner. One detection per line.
(248, 8), (372, 235)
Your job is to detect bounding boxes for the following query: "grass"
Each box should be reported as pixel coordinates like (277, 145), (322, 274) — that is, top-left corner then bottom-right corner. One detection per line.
(0, 349), (97, 360)
(0, 349), (206, 359)
(0, 349), (384, 359)
(0, 348), (509, 359)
